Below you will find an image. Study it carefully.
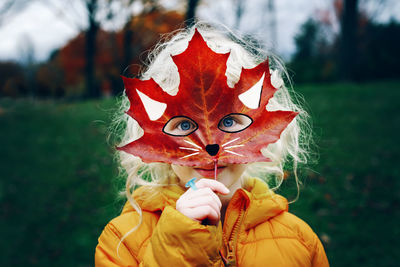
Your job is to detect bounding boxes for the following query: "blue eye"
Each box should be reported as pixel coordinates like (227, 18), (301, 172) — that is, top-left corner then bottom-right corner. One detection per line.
(163, 116), (198, 136)
(222, 117), (234, 127)
(179, 121), (192, 131)
(218, 113), (253, 133)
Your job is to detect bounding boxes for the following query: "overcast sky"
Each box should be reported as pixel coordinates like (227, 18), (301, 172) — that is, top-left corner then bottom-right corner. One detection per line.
(0, 0), (399, 62)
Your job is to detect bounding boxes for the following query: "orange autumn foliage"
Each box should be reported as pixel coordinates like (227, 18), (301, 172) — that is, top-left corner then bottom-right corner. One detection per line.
(56, 9), (183, 95)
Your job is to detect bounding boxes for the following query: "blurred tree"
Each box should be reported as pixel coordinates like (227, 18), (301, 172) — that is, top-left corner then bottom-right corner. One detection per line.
(0, 61), (26, 97)
(113, 7), (185, 86)
(0, 1), (34, 97)
(59, 33), (86, 87)
(121, 0), (162, 72)
(266, 0), (277, 52)
(291, 0), (400, 83)
(0, 0), (32, 26)
(121, 0), (137, 71)
(290, 19), (337, 82)
(340, 0), (359, 81)
(85, 0), (100, 98)
(294, 20), (319, 60)
(18, 34), (37, 98)
(186, 0), (200, 25)
(233, 0), (244, 29)
(36, 51), (66, 98)
(39, 0), (139, 98)
(55, 8), (184, 97)
(354, 20), (400, 80)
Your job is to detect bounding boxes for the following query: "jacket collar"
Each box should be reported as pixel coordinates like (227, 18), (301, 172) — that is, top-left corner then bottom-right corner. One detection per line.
(238, 177), (288, 229)
(121, 177), (288, 228)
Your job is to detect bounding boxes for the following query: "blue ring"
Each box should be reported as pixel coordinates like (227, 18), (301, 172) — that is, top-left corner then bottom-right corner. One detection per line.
(185, 177), (198, 190)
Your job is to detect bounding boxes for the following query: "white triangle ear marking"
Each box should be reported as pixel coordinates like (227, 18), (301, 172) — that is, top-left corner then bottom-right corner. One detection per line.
(238, 73), (265, 109)
(136, 89), (167, 121)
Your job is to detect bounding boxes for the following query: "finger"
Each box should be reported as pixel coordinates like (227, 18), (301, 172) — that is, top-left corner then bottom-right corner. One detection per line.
(183, 188), (222, 209)
(181, 195), (221, 214)
(186, 205), (220, 222)
(178, 191), (221, 212)
(177, 188), (221, 212)
(195, 179), (230, 195)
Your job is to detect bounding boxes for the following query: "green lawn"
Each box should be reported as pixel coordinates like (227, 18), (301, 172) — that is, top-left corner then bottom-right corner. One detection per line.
(0, 98), (122, 266)
(0, 81), (399, 266)
(286, 81), (400, 266)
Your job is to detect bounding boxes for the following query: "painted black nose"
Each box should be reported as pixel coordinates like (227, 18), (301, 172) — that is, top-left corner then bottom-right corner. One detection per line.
(205, 144), (220, 156)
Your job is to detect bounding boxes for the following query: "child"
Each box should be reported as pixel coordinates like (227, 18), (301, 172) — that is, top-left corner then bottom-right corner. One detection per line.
(95, 23), (329, 266)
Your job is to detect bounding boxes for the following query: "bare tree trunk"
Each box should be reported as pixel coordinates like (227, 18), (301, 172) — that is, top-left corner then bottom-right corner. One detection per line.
(85, 0), (99, 98)
(340, 0), (358, 80)
(267, 0), (277, 52)
(234, 0), (244, 30)
(123, 23), (134, 71)
(19, 34), (36, 98)
(186, 0), (200, 26)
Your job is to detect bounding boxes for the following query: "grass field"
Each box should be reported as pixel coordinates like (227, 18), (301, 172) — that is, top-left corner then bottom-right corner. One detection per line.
(0, 81), (399, 266)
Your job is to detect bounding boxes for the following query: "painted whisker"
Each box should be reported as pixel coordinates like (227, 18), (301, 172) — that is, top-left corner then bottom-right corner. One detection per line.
(179, 147), (199, 151)
(222, 137), (240, 147)
(224, 150), (244, 157)
(179, 152), (200, 159)
(183, 140), (202, 150)
(224, 144), (244, 149)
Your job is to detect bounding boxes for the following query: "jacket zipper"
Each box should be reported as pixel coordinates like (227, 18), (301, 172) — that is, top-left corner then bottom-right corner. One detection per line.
(222, 202), (245, 266)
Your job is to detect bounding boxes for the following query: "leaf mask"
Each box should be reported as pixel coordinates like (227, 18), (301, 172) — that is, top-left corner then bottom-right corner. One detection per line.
(119, 30), (298, 167)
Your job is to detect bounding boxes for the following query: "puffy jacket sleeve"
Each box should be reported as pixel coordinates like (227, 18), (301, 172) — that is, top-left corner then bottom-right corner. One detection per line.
(141, 206), (222, 266)
(95, 206), (222, 267)
(95, 221), (139, 267)
(311, 234), (329, 267)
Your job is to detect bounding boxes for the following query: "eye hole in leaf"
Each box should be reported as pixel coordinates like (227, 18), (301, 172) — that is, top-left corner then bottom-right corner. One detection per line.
(163, 116), (198, 136)
(218, 113), (253, 133)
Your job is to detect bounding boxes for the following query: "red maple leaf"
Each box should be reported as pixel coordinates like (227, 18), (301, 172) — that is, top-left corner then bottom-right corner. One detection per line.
(119, 30), (298, 167)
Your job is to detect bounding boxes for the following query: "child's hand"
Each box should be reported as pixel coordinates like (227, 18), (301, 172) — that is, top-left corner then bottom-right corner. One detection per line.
(176, 179), (230, 225)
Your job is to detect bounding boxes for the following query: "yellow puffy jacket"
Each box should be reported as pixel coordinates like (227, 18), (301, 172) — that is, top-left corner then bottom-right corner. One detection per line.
(95, 177), (329, 266)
